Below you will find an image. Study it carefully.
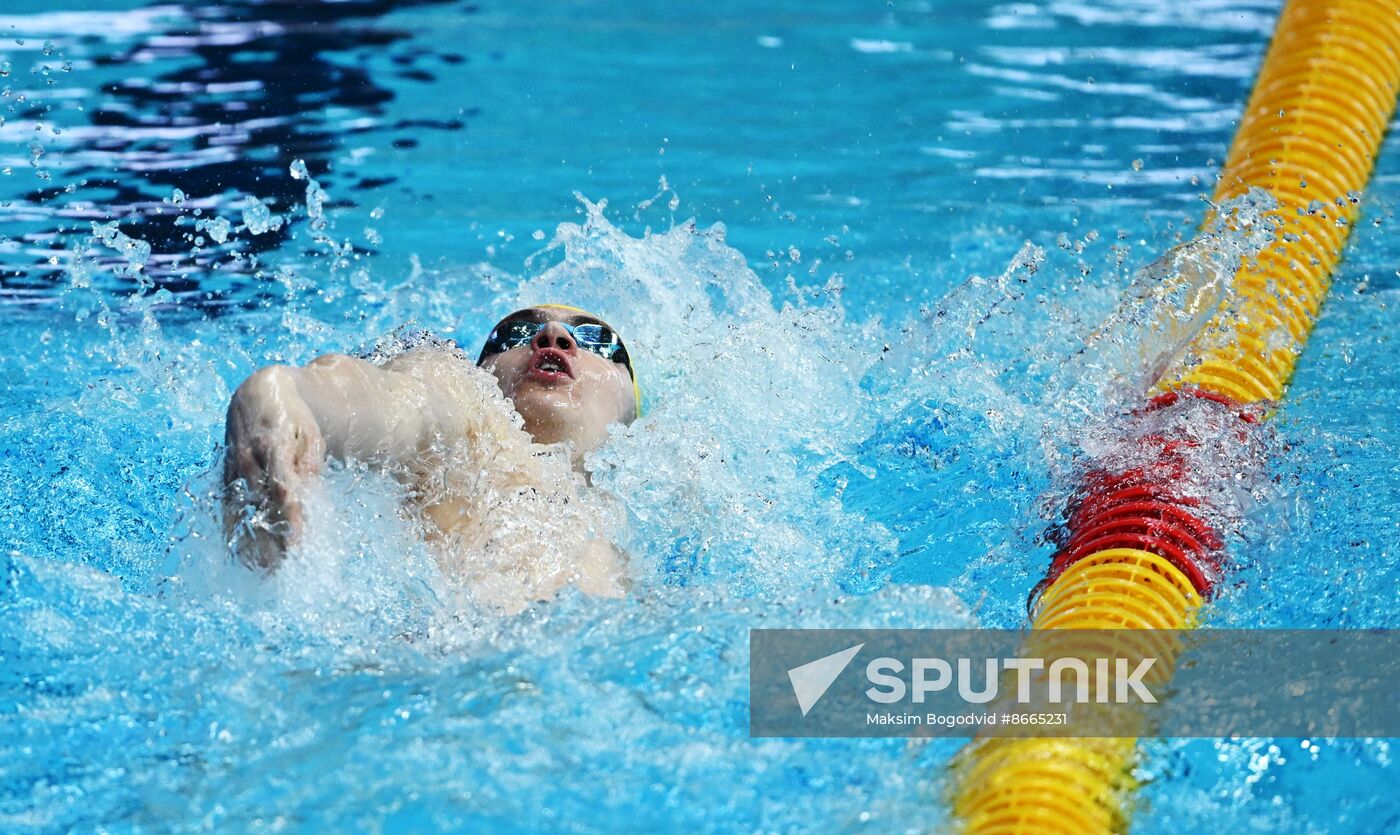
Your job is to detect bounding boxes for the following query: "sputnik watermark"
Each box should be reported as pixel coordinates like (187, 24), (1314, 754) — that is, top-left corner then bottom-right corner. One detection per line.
(786, 643), (864, 716)
(752, 629), (1400, 738)
(862, 656), (1157, 705)
(786, 646), (1156, 725)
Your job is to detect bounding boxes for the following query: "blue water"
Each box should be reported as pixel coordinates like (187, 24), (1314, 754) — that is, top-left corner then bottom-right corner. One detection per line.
(3, 0), (1399, 831)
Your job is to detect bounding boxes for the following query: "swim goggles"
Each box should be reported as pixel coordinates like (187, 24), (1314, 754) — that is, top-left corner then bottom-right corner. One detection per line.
(477, 306), (634, 381)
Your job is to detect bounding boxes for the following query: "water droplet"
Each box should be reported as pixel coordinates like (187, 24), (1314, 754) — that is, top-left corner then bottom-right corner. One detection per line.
(241, 195), (284, 235)
(90, 220), (152, 270)
(196, 215), (231, 244)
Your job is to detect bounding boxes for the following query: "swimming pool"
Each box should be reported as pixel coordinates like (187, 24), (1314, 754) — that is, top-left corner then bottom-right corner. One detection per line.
(3, 0), (1398, 831)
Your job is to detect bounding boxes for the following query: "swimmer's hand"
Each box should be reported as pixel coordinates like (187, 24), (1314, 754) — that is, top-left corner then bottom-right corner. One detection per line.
(223, 366), (326, 568)
(221, 352), (457, 569)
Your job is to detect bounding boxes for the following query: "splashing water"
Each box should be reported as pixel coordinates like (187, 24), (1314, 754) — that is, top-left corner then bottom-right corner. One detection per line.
(0, 21), (1389, 813)
(9, 177), (1025, 830)
(8, 130), (1377, 832)
(4, 1), (1400, 830)
(1068, 188), (1280, 410)
(514, 198), (899, 597)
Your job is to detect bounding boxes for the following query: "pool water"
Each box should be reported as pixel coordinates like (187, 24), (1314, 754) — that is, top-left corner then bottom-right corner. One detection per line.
(3, 0), (1399, 831)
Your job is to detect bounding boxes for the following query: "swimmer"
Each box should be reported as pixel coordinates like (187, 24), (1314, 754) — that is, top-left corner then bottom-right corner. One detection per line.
(222, 306), (639, 611)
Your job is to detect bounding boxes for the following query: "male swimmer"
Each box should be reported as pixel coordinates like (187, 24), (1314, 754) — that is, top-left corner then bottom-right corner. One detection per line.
(222, 306), (639, 612)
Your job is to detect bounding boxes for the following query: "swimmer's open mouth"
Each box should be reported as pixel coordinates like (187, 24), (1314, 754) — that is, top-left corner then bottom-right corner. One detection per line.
(528, 348), (574, 383)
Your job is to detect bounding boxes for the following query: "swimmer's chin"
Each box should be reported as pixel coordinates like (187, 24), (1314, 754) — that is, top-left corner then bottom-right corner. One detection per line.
(513, 374), (578, 397)
(510, 384), (584, 419)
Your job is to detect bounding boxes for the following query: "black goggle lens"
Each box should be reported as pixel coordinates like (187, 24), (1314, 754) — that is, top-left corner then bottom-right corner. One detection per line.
(479, 316), (632, 377)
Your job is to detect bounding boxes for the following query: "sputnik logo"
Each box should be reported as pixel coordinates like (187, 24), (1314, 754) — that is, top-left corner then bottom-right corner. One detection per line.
(787, 643), (864, 716)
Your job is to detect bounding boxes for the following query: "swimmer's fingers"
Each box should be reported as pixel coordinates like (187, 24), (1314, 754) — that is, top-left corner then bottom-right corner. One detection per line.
(223, 437), (270, 563)
(222, 369), (326, 567)
(223, 443), (305, 568)
(261, 414), (325, 549)
(222, 470), (283, 570)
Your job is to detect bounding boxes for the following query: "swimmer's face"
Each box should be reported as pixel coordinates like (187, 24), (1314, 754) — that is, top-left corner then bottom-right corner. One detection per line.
(478, 307), (637, 458)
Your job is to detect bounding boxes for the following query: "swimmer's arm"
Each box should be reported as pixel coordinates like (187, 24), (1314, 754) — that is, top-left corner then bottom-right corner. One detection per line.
(222, 352), (460, 566)
(284, 352), (449, 466)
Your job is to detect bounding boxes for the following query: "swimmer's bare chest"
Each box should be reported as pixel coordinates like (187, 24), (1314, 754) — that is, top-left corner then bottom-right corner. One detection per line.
(374, 352), (526, 539)
(373, 348), (627, 606)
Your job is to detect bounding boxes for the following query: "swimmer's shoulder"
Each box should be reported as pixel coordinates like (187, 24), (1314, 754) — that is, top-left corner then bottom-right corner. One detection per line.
(382, 348), (506, 407)
(360, 327), (481, 380)
(360, 328), (516, 432)
(381, 345), (468, 375)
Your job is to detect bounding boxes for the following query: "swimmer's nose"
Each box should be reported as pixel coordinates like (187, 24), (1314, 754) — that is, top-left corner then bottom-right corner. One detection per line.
(532, 321), (578, 353)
